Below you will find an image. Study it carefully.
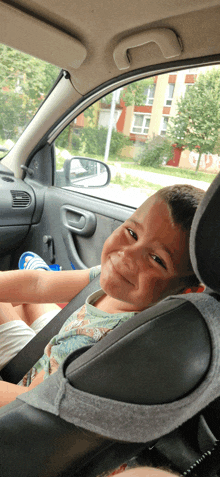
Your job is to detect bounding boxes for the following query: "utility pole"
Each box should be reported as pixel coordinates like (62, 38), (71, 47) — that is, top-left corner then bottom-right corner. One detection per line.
(104, 88), (121, 162)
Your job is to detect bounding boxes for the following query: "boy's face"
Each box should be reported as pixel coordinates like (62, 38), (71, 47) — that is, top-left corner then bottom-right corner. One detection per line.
(100, 194), (193, 312)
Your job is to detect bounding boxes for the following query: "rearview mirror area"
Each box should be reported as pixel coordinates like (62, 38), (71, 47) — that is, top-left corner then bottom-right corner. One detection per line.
(56, 157), (111, 188)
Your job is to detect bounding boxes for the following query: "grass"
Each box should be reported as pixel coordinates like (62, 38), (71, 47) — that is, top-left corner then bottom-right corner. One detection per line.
(112, 163), (217, 183)
(111, 173), (162, 192)
(54, 146), (218, 184)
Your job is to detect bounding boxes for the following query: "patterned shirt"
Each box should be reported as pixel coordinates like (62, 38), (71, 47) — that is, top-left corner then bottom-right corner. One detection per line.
(23, 265), (137, 386)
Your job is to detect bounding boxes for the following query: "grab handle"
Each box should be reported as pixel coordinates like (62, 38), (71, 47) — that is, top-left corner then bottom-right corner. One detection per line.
(113, 28), (182, 70)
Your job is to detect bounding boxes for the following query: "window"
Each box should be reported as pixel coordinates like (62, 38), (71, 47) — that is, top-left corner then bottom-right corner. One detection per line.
(160, 116), (169, 136)
(165, 83), (175, 106)
(54, 65), (218, 207)
(131, 114), (151, 134)
(98, 110), (121, 129)
(0, 44), (59, 158)
(145, 84), (156, 105)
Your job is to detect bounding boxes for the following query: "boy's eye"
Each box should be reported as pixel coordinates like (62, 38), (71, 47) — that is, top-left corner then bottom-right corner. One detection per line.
(127, 228), (137, 240)
(151, 254), (167, 270)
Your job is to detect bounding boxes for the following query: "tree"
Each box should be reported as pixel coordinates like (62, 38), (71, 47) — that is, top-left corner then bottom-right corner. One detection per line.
(167, 68), (220, 172)
(0, 45), (59, 140)
(120, 78), (154, 106)
(102, 78), (154, 107)
(139, 135), (173, 168)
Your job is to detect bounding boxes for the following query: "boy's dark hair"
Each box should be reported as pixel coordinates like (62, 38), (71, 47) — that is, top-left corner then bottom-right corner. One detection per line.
(157, 184), (205, 288)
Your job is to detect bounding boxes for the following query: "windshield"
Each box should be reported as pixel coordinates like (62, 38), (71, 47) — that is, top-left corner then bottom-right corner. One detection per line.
(0, 44), (60, 158)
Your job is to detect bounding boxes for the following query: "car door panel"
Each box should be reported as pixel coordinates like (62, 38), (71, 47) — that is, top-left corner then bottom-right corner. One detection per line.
(0, 164), (37, 270)
(12, 183), (135, 272)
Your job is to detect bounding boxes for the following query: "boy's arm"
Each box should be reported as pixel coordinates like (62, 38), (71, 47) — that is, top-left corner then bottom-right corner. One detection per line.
(0, 268), (90, 304)
(0, 370), (45, 408)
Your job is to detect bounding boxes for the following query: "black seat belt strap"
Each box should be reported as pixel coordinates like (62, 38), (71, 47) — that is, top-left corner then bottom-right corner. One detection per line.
(0, 275), (100, 384)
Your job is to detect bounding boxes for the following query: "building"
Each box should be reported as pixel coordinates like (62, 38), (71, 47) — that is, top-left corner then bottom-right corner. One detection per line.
(74, 65), (220, 171)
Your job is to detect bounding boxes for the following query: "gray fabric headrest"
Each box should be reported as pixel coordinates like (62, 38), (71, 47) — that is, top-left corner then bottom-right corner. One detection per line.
(190, 172), (220, 293)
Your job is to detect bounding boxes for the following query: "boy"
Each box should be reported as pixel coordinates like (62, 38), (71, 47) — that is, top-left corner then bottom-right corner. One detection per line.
(0, 184), (204, 407)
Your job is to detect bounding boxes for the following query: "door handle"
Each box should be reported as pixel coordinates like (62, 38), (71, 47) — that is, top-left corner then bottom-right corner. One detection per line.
(60, 205), (97, 269)
(68, 215), (86, 230)
(61, 205), (97, 237)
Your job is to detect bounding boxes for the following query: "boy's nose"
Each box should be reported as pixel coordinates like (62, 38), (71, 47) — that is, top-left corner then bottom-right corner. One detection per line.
(118, 249), (139, 272)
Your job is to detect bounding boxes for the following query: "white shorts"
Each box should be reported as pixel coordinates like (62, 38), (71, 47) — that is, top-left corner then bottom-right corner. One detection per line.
(0, 309), (59, 370)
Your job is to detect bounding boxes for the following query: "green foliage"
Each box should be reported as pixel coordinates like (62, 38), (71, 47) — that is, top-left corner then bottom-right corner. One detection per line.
(101, 93), (113, 105)
(118, 162), (216, 183)
(167, 68), (220, 171)
(110, 129), (130, 156)
(138, 135), (173, 168)
(212, 134), (220, 155)
(56, 126), (81, 152)
(83, 104), (97, 126)
(100, 79), (155, 108)
(120, 78), (154, 106)
(80, 127), (106, 156)
(80, 126), (130, 157)
(71, 133), (81, 151)
(111, 173), (161, 192)
(0, 44), (59, 140)
(55, 126), (69, 149)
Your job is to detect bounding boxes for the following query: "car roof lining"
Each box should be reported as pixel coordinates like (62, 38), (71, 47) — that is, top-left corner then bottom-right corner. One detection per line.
(0, 1), (220, 94)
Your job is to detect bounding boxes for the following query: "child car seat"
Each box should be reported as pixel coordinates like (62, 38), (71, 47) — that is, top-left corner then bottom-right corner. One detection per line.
(1, 173), (220, 477)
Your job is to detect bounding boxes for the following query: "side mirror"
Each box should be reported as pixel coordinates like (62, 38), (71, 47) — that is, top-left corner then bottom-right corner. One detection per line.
(56, 157), (111, 188)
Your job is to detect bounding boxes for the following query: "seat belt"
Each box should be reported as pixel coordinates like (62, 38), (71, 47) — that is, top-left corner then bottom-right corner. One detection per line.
(0, 275), (100, 384)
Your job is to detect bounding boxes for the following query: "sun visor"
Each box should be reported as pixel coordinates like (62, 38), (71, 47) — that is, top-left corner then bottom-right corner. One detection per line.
(190, 172), (220, 293)
(0, 2), (87, 69)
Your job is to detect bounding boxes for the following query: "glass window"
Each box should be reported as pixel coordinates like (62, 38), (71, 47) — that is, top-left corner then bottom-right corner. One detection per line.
(0, 44), (60, 158)
(98, 110), (121, 129)
(54, 66), (219, 207)
(165, 83), (175, 106)
(145, 84), (156, 105)
(131, 114), (151, 134)
(160, 116), (169, 136)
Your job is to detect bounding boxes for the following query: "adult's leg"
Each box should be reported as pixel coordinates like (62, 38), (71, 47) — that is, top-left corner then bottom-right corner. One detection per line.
(15, 254), (61, 327)
(0, 302), (36, 370)
(14, 303), (61, 327)
(0, 302), (23, 324)
(0, 302), (60, 370)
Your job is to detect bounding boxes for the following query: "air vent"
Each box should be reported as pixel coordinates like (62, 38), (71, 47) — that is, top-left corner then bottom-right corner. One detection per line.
(11, 191), (31, 208)
(1, 176), (14, 182)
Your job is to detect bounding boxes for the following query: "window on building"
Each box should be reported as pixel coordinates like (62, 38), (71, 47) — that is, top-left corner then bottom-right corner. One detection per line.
(145, 84), (156, 105)
(182, 83), (194, 97)
(165, 83), (175, 106)
(160, 116), (169, 136)
(98, 109), (121, 129)
(131, 114), (151, 134)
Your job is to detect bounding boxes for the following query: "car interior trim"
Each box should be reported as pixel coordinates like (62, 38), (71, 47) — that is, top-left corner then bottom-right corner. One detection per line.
(0, 2), (87, 69)
(113, 28), (182, 70)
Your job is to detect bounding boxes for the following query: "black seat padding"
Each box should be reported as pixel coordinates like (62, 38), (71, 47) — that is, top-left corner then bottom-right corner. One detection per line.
(0, 297), (211, 477)
(65, 297), (211, 405)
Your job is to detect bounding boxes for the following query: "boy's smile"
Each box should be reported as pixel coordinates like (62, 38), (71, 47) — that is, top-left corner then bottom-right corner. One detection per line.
(99, 194), (192, 312)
